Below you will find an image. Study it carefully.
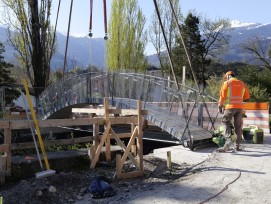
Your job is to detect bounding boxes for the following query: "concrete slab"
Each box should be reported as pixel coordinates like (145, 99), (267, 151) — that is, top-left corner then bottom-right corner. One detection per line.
(119, 134), (271, 204)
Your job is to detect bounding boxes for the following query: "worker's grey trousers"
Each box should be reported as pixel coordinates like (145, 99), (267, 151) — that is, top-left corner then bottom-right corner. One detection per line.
(222, 108), (243, 147)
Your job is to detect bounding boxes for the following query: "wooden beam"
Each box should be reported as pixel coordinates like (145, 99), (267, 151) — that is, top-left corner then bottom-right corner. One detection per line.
(0, 155), (7, 184)
(2, 117), (139, 130)
(72, 108), (148, 116)
(4, 127), (11, 175)
(104, 98), (111, 162)
(137, 100), (143, 172)
(0, 121), (9, 129)
(72, 108), (105, 115)
(116, 154), (121, 178)
(90, 121), (111, 169)
(116, 171), (144, 179)
(93, 124), (100, 151)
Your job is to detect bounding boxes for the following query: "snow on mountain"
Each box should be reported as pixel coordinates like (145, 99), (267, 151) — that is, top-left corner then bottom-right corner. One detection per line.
(230, 20), (256, 28)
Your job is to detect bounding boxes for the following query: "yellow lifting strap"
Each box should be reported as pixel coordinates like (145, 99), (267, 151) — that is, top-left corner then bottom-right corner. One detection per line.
(22, 79), (50, 170)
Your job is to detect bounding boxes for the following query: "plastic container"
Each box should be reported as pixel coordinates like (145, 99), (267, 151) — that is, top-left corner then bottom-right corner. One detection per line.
(242, 125), (264, 144)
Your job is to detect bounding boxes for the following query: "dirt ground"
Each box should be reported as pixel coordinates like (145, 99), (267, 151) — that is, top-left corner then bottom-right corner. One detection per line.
(0, 155), (190, 204)
(1, 134), (271, 204)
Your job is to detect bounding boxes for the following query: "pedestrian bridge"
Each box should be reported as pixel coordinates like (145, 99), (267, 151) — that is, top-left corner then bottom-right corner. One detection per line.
(37, 72), (219, 149)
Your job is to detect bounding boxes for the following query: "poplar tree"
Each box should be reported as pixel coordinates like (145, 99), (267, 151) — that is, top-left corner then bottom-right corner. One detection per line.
(106, 0), (147, 72)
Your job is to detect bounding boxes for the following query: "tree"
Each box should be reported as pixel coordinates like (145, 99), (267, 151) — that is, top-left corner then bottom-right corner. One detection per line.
(242, 36), (271, 70)
(0, 42), (19, 105)
(148, 0), (182, 75)
(172, 13), (209, 87)
(1, 0), (55, 97)
(106, 0), (147, 72)
(172, 13), (230, 88)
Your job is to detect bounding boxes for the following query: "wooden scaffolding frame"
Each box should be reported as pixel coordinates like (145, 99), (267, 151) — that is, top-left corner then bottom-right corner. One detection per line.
(81, 98), (145, 179)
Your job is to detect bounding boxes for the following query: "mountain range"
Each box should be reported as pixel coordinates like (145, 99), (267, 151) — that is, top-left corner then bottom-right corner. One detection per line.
(1, 21), (271, 70)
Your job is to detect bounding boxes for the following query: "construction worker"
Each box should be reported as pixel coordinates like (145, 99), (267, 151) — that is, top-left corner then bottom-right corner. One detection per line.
(218, 71), (250, 152)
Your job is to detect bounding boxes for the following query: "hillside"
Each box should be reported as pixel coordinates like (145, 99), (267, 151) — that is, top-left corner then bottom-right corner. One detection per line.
(1, 22), (271, 69)
(148, 22), (271, 67)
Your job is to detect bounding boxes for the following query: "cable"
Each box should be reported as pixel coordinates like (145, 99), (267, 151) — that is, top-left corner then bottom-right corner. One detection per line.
(62, 0), (74, 78)
(50, 0), (61, 60)
(198, 171), (242, 204)
(103, 0), (108, 40)
(89, 0), (93, 37)
(153, 0), (179, 91)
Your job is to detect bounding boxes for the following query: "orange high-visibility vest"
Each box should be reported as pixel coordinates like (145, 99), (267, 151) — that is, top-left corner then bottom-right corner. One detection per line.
(219, 78), (250, 109)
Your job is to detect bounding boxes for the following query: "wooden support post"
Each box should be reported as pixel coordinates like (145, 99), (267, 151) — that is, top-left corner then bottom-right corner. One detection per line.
(167, 151), (172, 171)
(4, 126), (11, 176)
(93, 124), (100, 151)
(132, 145), (137, 156)
(137, 100), (143, 173)
(0, 155), (7, 184)
(143, 119), (148, 130)
(131, 121), (135, 132)
(116, 153), (121, 178)
(104, 98), (111, 162)
(90, 121), (111, 169)
(131, 120), (136, 155)
(88, 145), (95, 161)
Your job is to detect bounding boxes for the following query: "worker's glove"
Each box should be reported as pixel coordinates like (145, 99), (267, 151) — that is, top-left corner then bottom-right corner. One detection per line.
(218, 106), (224, 114)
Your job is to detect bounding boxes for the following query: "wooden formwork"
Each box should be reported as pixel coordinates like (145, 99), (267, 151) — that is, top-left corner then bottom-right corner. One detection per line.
(73, 98), (145, 179)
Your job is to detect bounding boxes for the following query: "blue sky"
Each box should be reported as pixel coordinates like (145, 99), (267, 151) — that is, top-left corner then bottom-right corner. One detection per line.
(52, 0), (271, 54)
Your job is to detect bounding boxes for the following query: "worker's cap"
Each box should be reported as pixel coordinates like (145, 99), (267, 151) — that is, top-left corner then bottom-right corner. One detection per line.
(224, 71), (235, 80)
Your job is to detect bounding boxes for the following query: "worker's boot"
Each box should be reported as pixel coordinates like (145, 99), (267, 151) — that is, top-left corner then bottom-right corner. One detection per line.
(236, 144), (243, 151)
(217, 139), (232, 152)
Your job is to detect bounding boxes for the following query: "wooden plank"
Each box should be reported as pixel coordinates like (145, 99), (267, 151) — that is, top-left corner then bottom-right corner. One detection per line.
(4, 117), (137, 130)
(116, 171), (144, 179)
(0, 155), (7, 184)
(93, 124), (100, 151)
(90, 121), (111, 169)
(88, 145), (95, 161)
(116, 154), (121, 178)
(72, 108), (105, 115)
(132, 145), (137, 156)
(110, 109), (148, 116)
(72, 108), (148, 116)
(137, 100), (143, 172)
(104, 98), (111, 162)
(4, 128), (11, 175)
(0, 121), (9, 129)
